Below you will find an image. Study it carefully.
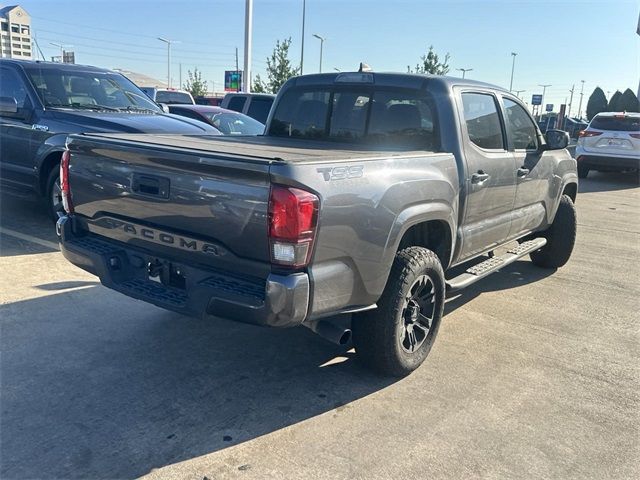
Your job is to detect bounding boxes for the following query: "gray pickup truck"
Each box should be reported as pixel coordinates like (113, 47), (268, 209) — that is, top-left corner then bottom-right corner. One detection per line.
(57, 72), (578, 376)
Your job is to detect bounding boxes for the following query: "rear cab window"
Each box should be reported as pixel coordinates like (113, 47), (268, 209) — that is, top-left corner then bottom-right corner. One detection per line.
(246, 97), (273, 123)
(589, 116), (640, 132)
(226, 96), (247, 113)
(268, 86), (439, 151)
(155, 91), (193, 105)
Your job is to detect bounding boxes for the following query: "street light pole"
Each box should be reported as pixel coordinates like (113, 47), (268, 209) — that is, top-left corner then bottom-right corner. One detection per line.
(456, 68), (473, 79)
(509, 52), (517, 91)
(514, 89), (525, 99)
(576, 80), (585, 120)
(157, 37), (176, 88)
(243, 0), (253, 92)
(312, 33), (325, 73)
(300, 0), (306, 74)
(538, 83), (552, 120)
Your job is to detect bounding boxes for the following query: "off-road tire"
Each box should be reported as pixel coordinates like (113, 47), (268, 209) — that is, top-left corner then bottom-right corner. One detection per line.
(577, 164), (589, 179)
(530, 194), (577, 269)
(44, 165), (63, 222)
(352, 247), (445, 377)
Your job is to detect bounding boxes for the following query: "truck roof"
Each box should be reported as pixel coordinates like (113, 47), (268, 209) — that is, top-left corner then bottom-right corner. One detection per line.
(286, 71), (507, 93)
(0, 58), (115, 73)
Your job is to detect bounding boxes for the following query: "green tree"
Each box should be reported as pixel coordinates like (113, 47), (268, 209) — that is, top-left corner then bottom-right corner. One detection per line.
(184, 68), (208, 98)
(252, 73), (266, 93)
(586, 87), (608, 120)
(408, 46), (450, 75)
(255, 37), (300, 94)
(607, 90), (622, 111)
(619, 88), (640, 112)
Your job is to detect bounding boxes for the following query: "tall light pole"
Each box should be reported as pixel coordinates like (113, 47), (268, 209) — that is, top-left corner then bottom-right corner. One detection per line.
(514, 89), (525, 99)
(300, 0), (306, 74)
(243, 0), (253, 92)
(538, 83), (552, 120)
(509, 52), (517, 91)
(567, 84), (575, 118)
(457, 68), (473, 79)
(157, 37), (177, 88)
(312, 33), (325, 73)
(576, 80), (585, 120)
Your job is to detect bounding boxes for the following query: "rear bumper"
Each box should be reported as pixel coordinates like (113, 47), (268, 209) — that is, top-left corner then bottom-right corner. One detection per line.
(576, 154), (640, 171)
(56, 215), (309, 328)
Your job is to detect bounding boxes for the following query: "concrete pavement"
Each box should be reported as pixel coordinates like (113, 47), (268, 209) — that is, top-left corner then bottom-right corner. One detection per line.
(1, 171), (638, 479)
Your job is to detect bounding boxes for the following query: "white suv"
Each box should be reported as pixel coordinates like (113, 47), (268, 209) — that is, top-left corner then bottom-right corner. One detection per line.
(575, 112), (640, 178)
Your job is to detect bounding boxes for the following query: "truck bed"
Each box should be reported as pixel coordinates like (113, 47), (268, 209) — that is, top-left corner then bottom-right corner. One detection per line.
(80, 132), (429, 164)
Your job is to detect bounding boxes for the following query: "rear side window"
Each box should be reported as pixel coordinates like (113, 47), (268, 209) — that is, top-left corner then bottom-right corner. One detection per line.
(590, 116), (640, 132)
(462, 93), (504, 150)
(269, 87), (438, 151)
(503, 98), (538, 150)
(226, 96), (247, 112)
(246, 97), (273, 123)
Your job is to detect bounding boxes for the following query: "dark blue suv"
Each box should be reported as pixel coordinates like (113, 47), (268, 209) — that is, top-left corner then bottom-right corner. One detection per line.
(0, 59), (219, 220)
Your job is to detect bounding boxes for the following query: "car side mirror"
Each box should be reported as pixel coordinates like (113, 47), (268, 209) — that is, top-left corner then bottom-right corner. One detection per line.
(544, 129), (570, 150)
(0, 96), (18, 114)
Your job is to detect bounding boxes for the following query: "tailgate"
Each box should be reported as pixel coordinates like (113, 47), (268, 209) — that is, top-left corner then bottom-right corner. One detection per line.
(66, 134), (272, 275)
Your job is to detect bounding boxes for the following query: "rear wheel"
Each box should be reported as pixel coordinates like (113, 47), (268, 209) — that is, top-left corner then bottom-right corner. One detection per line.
(530, 194), (577, 269)
(44, 165), (63, 222)
(352, 247), (445, 377)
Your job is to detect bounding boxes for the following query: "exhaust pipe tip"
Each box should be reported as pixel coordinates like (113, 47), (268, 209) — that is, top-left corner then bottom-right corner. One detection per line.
(305, 319), (352, 346)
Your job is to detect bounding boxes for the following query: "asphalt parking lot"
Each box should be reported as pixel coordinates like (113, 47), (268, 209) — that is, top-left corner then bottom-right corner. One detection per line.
(1, 171), (638, 480)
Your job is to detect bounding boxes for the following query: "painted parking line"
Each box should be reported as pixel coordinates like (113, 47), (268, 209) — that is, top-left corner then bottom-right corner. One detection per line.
(0, 226), (60, 251)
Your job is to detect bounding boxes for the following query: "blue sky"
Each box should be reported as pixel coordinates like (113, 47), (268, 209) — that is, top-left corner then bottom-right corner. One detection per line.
(14, 0), (640, 115)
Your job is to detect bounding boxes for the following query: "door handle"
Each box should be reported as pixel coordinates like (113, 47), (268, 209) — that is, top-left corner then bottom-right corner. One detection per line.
(517, 167), (530, 177)
(471, 171), (490, 184)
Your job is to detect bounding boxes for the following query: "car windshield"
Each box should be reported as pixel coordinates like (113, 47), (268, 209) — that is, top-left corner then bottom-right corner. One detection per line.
(207, 112), (264, 135)
(590, 116), (640, 132)
(24, 66), (161, 112)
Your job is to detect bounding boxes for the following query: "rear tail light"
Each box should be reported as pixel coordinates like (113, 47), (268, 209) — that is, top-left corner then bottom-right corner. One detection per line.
(578, 130), (602, 138)
(60, 149), (74, 214)
(268, 185), (319, 267)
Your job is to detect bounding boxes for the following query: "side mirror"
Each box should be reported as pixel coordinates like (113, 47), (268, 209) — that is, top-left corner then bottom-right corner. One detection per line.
(158, 103), (170, 113)
(545, 129), (569, 150)
(0, 96), (18, 114)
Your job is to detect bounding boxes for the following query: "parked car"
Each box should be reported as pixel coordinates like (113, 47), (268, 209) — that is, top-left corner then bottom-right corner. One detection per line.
(168, 105), (264, 135)
(57, 72), (577, 377)
(140, 87), (195, 105)
(575, 112), (640, 178)
(0, 59), (219, 220)
(220, 92), (275, 124)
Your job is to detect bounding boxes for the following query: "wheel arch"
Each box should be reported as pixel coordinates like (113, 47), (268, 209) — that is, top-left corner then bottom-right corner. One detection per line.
(385, 202), (457, 271)
(38, 150), (64, 196)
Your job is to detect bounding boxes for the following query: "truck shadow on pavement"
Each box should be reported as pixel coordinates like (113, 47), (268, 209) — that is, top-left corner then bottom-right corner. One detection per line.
(445, 261), (555, 315)
(0, 286), (392, 479)
(2, 258), (557, 479)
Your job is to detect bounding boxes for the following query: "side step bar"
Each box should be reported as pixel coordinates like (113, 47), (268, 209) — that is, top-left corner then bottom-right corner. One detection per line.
(446, 238), (547, 292)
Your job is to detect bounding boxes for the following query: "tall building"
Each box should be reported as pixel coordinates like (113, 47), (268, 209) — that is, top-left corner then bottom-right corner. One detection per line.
(0, 5), (32, 59)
